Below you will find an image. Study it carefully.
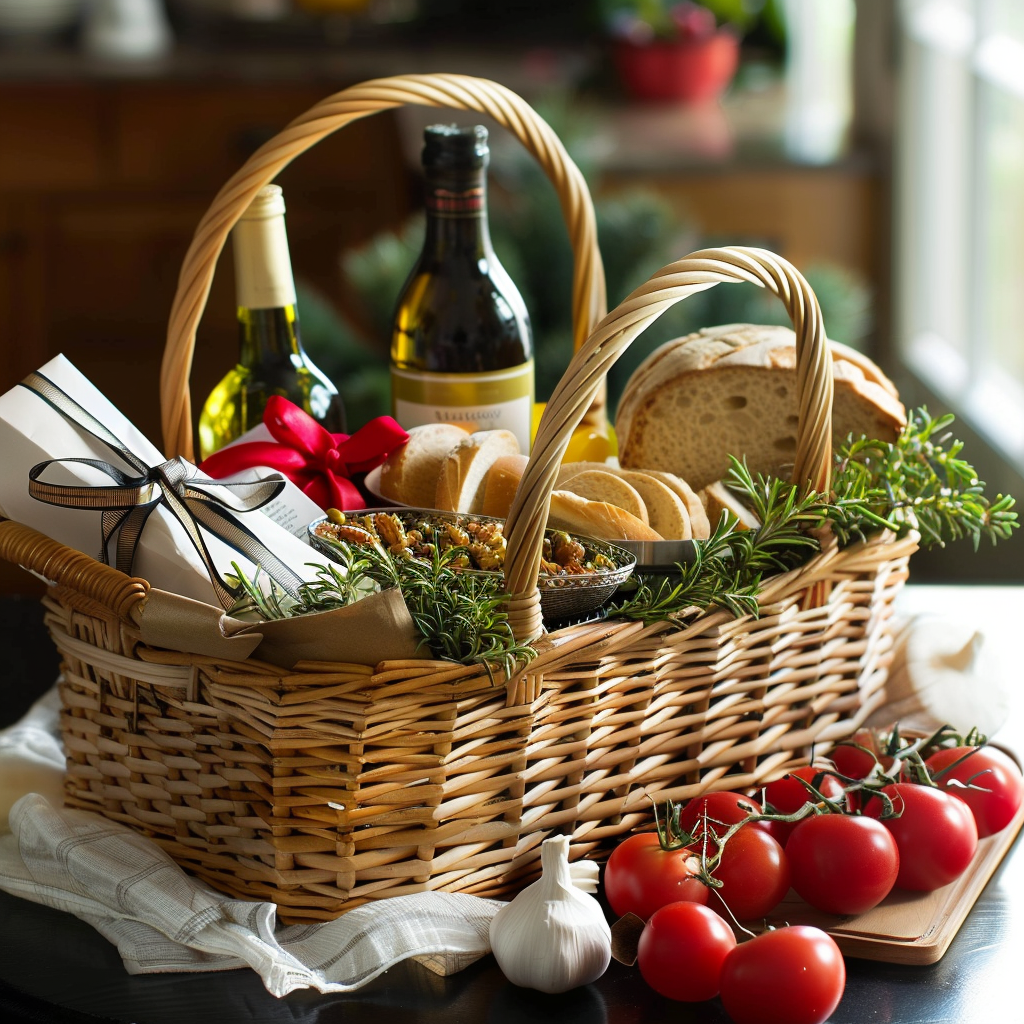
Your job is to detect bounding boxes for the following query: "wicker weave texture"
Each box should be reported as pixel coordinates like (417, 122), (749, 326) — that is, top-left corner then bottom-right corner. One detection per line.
(49, 527), (914, 922)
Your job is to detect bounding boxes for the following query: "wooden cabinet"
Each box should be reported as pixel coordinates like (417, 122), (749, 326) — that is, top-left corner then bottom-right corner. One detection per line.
(0, 77), (412, 594)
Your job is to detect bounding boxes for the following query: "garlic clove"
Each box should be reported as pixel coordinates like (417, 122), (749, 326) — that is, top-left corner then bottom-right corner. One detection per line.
(489, 835), (611, 995)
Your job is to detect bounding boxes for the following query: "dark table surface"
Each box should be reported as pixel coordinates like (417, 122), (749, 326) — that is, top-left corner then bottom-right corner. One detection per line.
(1, 588), (1022, 1024)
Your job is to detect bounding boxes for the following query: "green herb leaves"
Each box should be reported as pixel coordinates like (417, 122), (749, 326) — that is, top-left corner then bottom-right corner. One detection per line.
(828, 408), (1018, 549)
(610, 408), (1017, 625)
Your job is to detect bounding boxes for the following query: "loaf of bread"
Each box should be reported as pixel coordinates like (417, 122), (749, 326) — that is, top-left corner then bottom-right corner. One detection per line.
(434, 429), (521, 514)
(548, 490), (663, 542)
(379, 423), (470, 508)
(616, 324), (907, 491)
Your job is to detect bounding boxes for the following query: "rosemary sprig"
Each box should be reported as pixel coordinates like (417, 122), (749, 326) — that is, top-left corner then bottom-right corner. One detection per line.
(227, 539), (536, 678)
(827, 407), (1018, 548)
(610, 462), (825, 624)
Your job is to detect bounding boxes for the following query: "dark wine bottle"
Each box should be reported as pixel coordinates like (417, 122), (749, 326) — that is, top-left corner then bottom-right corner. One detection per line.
(199, 184), (346, 459)
(390, 124), (534, 453)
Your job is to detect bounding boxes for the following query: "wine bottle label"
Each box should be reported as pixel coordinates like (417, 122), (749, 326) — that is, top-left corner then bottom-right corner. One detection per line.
(391, 361), (534, 453)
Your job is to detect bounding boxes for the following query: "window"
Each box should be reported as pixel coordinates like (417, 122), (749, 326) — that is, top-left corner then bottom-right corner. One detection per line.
(897, 0), (1024, 467)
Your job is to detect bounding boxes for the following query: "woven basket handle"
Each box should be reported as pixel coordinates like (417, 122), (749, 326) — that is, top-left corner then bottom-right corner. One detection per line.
(503, 246), (834, 642)
(0, 518), (149, 624)
(160, 73), (606, 462)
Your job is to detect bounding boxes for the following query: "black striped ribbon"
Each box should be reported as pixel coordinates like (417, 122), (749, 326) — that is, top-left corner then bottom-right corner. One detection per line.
(20, 371), (303, 609)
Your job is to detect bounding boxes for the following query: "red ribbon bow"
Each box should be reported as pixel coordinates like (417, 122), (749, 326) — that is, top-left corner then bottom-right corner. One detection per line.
(198, 396), (408, 511)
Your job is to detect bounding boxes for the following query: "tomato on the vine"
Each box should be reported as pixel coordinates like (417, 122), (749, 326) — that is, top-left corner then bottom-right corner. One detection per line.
(785, 814), (899, 914)
(829, 729), (892, 781)
(720, 926), (846, 1024)
(706, 824), (790, 922)
(925, 745), (1024, 838)
(679, 790), (762, 841)
(637, 901), (737, 1002)
(603, 833), (708, 921)
(863, 782), (978, 891)
(763, 766), (847, 845)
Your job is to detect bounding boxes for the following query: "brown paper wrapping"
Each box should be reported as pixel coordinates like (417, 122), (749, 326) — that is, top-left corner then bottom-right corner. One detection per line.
(138, 586), (425, 669)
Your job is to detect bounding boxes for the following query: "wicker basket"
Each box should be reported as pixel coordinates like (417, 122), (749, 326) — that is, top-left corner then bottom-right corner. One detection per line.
(0, 74), (918, 923)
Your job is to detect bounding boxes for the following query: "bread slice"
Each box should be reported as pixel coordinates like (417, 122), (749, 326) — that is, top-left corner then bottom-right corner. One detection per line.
(700, 480), (761, 531)
(641, 469), (711, 539)
(482, 453), (529, 519)
(558, 469), (649, 525)
(379, 423), (470, 508)
(548, 490), (663, 542)
(616, 324), (907, 491)
(434, 429), (521, 514)
(615, 470), (691, 540)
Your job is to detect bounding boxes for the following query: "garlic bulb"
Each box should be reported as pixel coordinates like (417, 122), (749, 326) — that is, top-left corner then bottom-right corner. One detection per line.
(489, 836), (611, 994)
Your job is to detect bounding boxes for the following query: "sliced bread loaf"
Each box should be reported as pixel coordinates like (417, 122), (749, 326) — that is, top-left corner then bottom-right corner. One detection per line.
(434, 429), (521, 514)
(616, 324), (906, 490)
(378, 423), (470, 508)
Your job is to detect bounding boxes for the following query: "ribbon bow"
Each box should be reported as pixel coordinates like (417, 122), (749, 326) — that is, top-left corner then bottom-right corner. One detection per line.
(21, 372), (302, 609)
(198, 396), (408, 511)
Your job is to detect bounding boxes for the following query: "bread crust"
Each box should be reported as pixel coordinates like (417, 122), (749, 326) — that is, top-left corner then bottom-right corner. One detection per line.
(616, 324), (906, 490)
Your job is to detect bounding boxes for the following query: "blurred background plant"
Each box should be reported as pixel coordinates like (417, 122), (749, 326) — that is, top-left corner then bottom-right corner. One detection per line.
(299, 94), (872, 430)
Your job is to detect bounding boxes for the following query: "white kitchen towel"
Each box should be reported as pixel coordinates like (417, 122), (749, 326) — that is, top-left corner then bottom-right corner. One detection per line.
(0, 791), (504, 996)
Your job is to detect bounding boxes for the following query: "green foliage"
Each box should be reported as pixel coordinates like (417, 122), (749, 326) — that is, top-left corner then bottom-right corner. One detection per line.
(611, 459), (824, 623)
(227, 540), (536, 679)
(827, 408), (1019, 550)
(609, 411), (1019, 624)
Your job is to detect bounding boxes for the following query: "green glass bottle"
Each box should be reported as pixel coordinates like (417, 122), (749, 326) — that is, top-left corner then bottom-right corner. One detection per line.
(390, 124), (534, 453)
(199, 184), (346, 459)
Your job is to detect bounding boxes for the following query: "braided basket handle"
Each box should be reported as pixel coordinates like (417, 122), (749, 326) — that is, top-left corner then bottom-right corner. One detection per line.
(503, 246), (834, 642)
(0, 518), (149, 625)
(160, 73), (606, 462)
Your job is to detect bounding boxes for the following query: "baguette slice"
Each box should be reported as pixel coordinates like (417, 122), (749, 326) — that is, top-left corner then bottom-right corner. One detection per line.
(482, 454), (529, 519)
(558, 469), (649, 525)
(616, 470), (691, 540)
(700, 480), (761, 531)
(435, 429), (521, 514)
(379, 423), (470, 508)
(642, 469), (711, 539)
(549, 490), (663, 542)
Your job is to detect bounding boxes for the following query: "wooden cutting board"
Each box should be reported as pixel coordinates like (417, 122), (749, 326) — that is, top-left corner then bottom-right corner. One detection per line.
(764, 788), (1024, 965)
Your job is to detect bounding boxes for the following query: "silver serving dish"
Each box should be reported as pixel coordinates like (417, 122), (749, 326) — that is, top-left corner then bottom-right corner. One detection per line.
(615, 538), (699, 574)
(308, 508), (636, 623)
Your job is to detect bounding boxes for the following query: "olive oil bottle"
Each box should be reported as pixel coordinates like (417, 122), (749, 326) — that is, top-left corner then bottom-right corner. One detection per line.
(198, 184), (346, 459)
(390, 124), (534, 453)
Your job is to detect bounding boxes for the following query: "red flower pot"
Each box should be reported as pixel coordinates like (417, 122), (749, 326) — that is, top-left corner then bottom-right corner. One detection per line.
(613, 29), (740, 103)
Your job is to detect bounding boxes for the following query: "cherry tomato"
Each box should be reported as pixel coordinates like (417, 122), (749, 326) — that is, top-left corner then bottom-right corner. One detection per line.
(679, 790), (761, 841)
(863, 782), (978, 891)
(925, 745), (1024, 838)
(829, 729), (892, 781)
(763, 766), (848, 845)
(785, 814), (899, 914)
(603, 833), (708, 921)
(637, 901), (737, 1002)
(720, 926), (846, 1024)
(706, 824), (791, 922)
